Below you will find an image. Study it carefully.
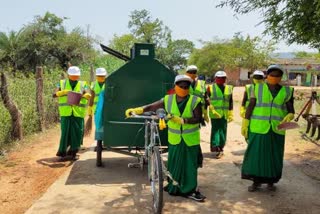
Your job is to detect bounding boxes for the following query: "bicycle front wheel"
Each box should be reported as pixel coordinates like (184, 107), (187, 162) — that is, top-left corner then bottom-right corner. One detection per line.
(150, 146), (163, 214)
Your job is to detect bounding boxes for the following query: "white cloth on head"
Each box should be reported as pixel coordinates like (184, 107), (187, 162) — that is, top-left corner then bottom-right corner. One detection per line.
(67, 66), (81, 76)
(215, 71), (227, 77)
(96, 67), (108, 76)
(174, 74), (193, 84)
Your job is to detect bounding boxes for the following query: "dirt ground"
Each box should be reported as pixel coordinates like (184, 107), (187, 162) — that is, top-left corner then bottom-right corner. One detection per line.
(1, 86), (320, 214)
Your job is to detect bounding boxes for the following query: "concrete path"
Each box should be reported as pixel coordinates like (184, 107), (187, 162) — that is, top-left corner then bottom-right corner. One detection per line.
(26, 120), (320, 214)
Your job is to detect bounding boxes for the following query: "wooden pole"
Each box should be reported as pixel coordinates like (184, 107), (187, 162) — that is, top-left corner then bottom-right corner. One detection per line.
(90, 64), (95, 83)
(36, 66), (45, 131)
(0, 72), (23, 140)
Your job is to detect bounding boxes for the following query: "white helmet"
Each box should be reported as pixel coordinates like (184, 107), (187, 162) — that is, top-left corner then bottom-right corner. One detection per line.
(96, 67), (107, 76)
(253, 70), (264, 77)
(67, 66), (81, 76)
(215, 71), (227, 77)
(174, 74), (193, 84)
(186, 65), (198, 72)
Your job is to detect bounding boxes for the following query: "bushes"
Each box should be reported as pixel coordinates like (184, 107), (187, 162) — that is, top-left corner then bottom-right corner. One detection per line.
(0, 69), (61, 148)
(0, 52), (125, 149)
(0, 55), (124, 149)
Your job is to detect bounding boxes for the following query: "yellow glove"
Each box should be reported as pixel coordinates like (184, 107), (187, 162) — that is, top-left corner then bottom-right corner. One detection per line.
(87, 106), (93, 116)
(241, 119), (250, 139)
(227, 110), (233, 123)
(170, 116), (184, 125)
(203, 108), (210, 123)
(55, 90), (69, 97)
(159, 118), (167, 130)
(240, 106), (246, 119)
(280, 113), (294, 124)
(209, 105), (222, 119)
(125, 107), (144, 117)
(82, 93), (91, 100)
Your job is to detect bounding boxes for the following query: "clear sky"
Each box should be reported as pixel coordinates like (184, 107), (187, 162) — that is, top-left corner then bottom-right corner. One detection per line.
(0, 0), (316, 52)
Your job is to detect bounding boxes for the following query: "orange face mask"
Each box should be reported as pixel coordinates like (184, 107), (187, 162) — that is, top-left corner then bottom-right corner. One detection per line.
(253, 79), (264, 84)
(186, 73), (197, 80)
(96, 76), (106, 83)
(175, 85), (189, 97)
(267, 76), (281, 85)
(69, 75), (79, 81)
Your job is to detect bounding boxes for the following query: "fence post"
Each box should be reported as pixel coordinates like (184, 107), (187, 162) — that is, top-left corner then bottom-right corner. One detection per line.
(36, 66), (45, 131)
(90, 65), (94, 83)
(0, 72), (23, 140)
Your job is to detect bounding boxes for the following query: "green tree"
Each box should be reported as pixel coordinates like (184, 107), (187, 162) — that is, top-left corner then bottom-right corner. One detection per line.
(18, 12), (66, 70)
(108, 9), (194, 71)
(53, 27), (97, 69)
(189, 34), (274, 76)
(157, 39), (194, 71)
(295, 51), (320, 60)
(217, 0), (320, 49)
(1, 12), (97, 71)
(128, 9), (171, 47)
(235, 34), (275, 71)
(109, 34), (137, 56)
(0, 30), (23, 70)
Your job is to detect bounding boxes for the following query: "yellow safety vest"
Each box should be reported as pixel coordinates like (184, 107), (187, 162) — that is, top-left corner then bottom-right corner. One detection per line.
(91, 81), (105, 112)
(58, 79), (88, 118)
(164, 94), (201, 146)
(245, 84), (254, 107)
(250, 83), (293, 135)
(209, 84), (233, 118)
(189, 80), (206, 104)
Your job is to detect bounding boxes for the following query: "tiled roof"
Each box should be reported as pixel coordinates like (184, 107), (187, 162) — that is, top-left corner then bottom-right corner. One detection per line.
(271, 58), (320, 65)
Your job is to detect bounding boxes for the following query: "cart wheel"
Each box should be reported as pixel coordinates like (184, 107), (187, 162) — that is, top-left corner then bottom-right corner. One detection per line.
(96, 140), (103, 167)
(150, 146), (163, 214)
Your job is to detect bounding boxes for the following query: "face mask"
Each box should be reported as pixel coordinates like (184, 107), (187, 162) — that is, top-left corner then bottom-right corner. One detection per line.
(69, 75), (79, 81)
(186, 73), (197, 80)
(215, 78), (226, 85)
(96, 76), (106, 83)
(253, 79), (264, 84)
(267, 76), (281, 85)
(175, 85), (189, 97)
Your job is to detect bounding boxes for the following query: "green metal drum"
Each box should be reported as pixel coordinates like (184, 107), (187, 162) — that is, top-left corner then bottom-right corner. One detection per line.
(103, 43), (175, 147)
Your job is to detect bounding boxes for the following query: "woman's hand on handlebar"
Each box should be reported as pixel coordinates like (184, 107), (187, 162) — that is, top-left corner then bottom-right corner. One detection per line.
(125, 107), (144, 118)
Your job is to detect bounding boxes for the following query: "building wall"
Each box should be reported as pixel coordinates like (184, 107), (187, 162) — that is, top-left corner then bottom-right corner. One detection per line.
(240, 68), (249, 80)
(225, 68), (240, 86)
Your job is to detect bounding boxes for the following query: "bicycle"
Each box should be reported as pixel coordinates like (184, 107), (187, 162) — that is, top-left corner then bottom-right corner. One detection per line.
(96, 108), (177, 213)
(127, 109), (166, 214)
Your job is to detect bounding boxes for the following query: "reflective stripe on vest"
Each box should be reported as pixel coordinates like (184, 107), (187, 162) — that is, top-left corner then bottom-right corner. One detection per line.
(58, 79), (88, 118)
(190, 80), (206, 99)
(250, 83), (293, 135)
(164, 94), (201, 146)
(209, 84), (233, 118)
(91, 81), (105, 112)
(245, 84), (254, 107)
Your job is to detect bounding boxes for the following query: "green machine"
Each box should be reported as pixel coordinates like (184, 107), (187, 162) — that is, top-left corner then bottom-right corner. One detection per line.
(101, 43), (175, 148)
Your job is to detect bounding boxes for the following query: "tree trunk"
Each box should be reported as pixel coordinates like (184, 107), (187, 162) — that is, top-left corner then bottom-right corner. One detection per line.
(0, 72), (23, 140)
(36, 66), (45, 131)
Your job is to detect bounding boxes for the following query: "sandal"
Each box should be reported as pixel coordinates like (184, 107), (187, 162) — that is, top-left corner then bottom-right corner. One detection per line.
(185, 191), (205, 202)
(215, 152), (224, 159)
(248, 183), (261, 192)
(267, 183), (276, 191)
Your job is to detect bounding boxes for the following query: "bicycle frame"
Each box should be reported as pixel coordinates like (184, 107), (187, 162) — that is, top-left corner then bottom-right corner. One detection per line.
(142, 116), (162, 162)
(130, 114), (163, 213)
(130, 114), (177, 183)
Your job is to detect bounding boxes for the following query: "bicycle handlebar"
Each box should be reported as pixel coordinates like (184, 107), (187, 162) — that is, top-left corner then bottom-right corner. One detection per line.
(129, 113), (160, 120)
(127, 108), (169, 120)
